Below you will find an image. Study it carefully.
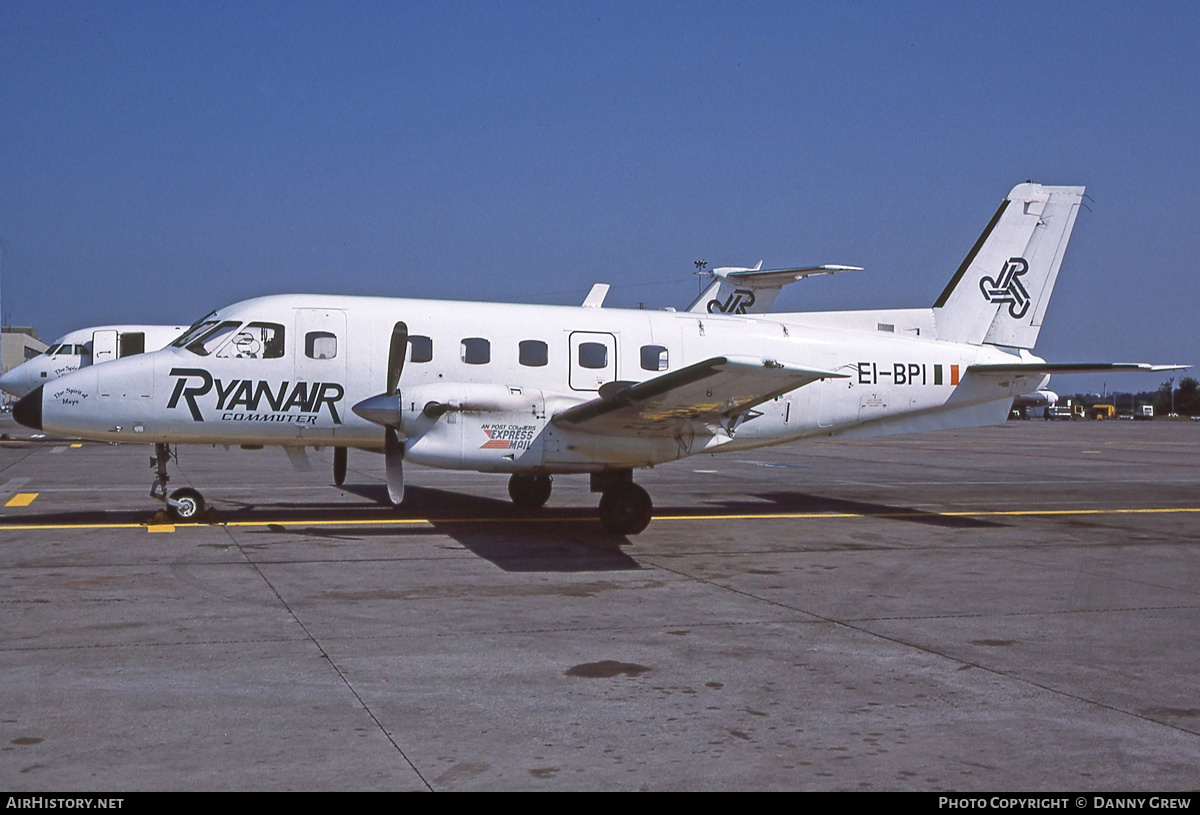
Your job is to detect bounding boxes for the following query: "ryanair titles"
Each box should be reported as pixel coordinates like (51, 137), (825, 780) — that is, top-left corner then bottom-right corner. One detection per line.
(167, 368), (344, 424)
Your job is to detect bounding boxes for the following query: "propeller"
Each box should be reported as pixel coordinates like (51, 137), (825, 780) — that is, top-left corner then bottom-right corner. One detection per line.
(383, 322), (408, 505)
(352, 322), (408, 506)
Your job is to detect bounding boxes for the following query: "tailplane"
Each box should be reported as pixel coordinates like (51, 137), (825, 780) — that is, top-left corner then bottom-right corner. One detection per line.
(933, 182), (1085, 348)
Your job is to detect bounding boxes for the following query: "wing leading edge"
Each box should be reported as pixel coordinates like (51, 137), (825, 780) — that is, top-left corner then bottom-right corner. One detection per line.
(554, 355), (847, 436)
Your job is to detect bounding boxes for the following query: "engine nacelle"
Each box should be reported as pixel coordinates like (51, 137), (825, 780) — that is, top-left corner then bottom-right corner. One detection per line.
(401, 383), (549, 472)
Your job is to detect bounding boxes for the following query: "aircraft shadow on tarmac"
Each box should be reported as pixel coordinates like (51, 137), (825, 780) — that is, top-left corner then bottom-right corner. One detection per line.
(0, 483), (1001, 572)
(700, 491), (1004, 529)
(241, 484), (644, 573)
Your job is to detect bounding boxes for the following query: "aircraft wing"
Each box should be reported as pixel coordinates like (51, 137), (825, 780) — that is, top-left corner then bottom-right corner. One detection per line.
(554, 355), (847, 435)
(969, 362), (1189, 375)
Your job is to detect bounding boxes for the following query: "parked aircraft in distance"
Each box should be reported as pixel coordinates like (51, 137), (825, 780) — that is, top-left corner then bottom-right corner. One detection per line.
(687, 262), (862, 315)
(1012, 389), (1059, 409)
(0, 325), (186, 398)
(12, 183), (1186, 533)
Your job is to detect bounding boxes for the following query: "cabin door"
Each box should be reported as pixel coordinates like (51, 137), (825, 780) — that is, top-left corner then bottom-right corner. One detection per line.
(294, 308), (348, 436)
(568, 331), (617, 392)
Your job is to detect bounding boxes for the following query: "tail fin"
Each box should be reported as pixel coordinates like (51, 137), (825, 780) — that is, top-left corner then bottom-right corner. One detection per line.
(933, 182), (1084, 348)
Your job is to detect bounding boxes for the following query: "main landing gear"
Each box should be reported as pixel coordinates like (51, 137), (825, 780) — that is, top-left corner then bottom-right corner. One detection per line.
(506, 470), (652, 534)
(508, 473), (553, 509)
(592, 470), (653, 536)
(150, 443), (206, 522)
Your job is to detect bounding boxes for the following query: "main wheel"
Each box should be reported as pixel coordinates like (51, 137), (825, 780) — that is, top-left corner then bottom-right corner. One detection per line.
(167, 487), (205, 522)
(598, 483), (652, 535)
(508, 473), (553, 509)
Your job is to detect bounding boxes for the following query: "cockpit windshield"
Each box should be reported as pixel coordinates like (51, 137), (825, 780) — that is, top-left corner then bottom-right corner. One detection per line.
(171, 321), (219, 349)
(43, 344), (84, 356)
(187, 322), (241, 356)
(172, 316), (287, 359)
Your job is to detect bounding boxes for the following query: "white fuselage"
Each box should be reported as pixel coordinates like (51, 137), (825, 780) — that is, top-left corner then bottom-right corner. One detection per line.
(0, 324), (187, 398)
(31, 294), (1045, 474)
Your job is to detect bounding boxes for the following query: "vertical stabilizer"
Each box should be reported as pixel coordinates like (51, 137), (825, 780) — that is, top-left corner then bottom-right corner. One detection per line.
(933, 183), (1084, 348)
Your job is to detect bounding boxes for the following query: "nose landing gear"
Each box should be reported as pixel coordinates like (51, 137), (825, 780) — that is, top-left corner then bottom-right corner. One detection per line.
(150, 443), (206, 521)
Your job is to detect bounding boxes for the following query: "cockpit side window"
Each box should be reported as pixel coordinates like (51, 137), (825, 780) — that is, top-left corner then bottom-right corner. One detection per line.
(186, 321), (241, 356)
(217, 322), (285, 359)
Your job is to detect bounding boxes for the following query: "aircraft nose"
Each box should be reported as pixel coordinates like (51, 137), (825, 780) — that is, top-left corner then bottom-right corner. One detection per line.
(13, 385), (43, 430)
(0, 367), (30, 398)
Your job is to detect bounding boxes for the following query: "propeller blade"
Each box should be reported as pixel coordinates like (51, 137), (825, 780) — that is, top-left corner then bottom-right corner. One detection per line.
(388, 322), (408, 396)
(385, 428), (405, 505)
(382, 321), (410, 506)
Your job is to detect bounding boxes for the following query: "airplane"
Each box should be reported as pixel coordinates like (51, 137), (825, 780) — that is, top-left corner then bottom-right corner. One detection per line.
(0, 324), (187, 398)
(1010, 386), (1059, 419)
(687, 262), (862, 315)
(1012, 389), (1058, 410)
(10, 182), (1187, 533)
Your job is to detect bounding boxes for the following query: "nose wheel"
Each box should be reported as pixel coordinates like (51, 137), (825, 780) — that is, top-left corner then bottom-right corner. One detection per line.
(150, 443), (207, 521)
(167, 488), (206, 521)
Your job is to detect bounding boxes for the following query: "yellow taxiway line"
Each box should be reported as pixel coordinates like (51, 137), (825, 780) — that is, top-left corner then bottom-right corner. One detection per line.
(0, 505), (1197, 533)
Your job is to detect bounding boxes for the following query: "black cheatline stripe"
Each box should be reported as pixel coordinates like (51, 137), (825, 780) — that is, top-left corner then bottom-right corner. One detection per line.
(933, 198), (1010, 308)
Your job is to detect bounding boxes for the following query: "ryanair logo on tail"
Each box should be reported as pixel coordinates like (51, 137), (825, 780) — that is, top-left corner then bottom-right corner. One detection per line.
(980, 257), (1031, 319)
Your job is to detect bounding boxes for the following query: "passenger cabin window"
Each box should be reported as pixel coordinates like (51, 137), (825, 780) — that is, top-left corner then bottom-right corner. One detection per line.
(409, 335), (433, 363)
(217, 322), (285, 359)
(461, 337), (490, 365)
(186, 322), (241, 357)
(578, 342), (608, 369)
(519, 340), (548, 367)
(641, 344), (669, 371)
(305, 331), (337, 360)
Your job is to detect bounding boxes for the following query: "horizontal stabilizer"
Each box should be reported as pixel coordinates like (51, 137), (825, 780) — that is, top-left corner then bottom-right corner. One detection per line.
(555, 355), (846, 435)
(969, 362), (1189, 375)
(687, 264), (861, 315)
(714, 264), (862, 286)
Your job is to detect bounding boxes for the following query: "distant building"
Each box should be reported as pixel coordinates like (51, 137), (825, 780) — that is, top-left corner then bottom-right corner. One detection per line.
(2, 327), (48, 402)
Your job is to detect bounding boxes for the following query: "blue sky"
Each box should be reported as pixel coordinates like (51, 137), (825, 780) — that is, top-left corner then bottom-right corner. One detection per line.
(2, 1), (1197, 393)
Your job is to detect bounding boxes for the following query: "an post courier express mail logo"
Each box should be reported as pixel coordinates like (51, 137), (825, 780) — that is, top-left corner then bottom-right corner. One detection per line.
(167, 367), (344, 423)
